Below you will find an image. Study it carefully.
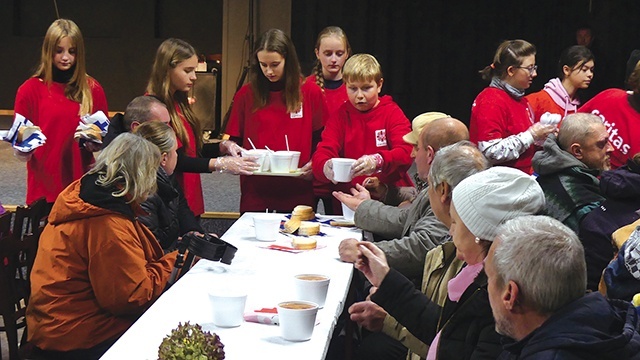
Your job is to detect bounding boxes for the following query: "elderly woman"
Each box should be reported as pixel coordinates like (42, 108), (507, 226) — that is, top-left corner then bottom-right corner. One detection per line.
(134, 120), (204, 251)
(27, 133), (177, 359)
(355, 166), (545, 359)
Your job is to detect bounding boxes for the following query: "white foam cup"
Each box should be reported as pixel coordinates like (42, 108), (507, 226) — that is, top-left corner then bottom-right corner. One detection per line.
(209, 291), (247, 327)
(270, 151), (294, 173)
(331, 158), (356, 182)
(277, 300), (319, 341)
(341, 202), (355, 221)
(253, 214), (281, 241)
(242, 149), (269, 172)
(294, 274), (330, 308)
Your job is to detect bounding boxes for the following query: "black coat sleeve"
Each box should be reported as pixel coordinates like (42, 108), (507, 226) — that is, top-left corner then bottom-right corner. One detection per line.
(175, 146), (211, 173)
(175, 178), (204, 235)
(371, 268), (441, 344)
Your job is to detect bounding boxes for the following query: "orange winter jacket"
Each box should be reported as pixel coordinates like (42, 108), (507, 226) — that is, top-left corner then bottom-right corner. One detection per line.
(27, 174), (177, 351)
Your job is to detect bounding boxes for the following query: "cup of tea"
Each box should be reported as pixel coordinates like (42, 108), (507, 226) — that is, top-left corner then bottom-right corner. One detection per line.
(277, 300), (319, 341)
(253, 214), (281, 241)
(209, 291), (247, 327)
(294, 274), (330, 308)
(331, 158), (356, 182)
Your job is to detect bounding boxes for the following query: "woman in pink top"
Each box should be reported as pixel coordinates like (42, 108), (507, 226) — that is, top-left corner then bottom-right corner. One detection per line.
(527, 46), (594, 121)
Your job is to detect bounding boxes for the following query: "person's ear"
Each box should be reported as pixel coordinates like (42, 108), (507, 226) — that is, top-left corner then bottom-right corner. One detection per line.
(503, 280), (521, 312)
(161, 152), (168, 167)
(569, 142), (583, 160)
(562, 65), (572, 78)
(130, 121), (141, 131)
(440, 182), (451, 204)
(507, 65), (516, 77)
(314, 48), (320, 60)
(377, 78), (384, 93)
(426, 145), (435, 164)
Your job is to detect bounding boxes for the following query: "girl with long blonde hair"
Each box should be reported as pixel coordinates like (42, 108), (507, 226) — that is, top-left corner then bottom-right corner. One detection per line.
(146, 38), (258, 216)
(14, 18), (108, 204)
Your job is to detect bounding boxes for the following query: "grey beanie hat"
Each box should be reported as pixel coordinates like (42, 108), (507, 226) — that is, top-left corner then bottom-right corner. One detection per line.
(451, 166), (545, 241)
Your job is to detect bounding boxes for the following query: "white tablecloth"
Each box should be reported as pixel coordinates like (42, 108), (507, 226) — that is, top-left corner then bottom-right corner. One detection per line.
(101, 212), (361, 360)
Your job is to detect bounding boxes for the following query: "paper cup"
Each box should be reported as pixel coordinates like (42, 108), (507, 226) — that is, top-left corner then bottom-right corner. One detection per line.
(253, 214), (281, 241)
(270, 151), (294, 173)
(277, 150), (300, 171)
(294, 274), (330, 308)
(332, 158), (356, 182)
(243, 149), (269, 172)
(209, 291), (247, 327)
(277, 301), (319, 341)
(341, 202), (355, 222)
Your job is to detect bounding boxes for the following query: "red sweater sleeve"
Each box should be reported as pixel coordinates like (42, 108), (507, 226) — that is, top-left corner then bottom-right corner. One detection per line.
(312, 108), (346, 183)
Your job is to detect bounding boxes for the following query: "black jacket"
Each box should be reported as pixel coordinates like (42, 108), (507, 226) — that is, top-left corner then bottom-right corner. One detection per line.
(498, 292), (640, 359)
(579, 160), (640, 290)
(102, 113), (126, 147)
(371, 267), (502, 359)
(139, 168), (203, 250)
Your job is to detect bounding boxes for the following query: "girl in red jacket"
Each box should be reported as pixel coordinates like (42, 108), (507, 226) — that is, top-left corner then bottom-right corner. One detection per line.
(13, 19), (108, 204)
(304, 26), (352, 214)
(470, 40), (556, 174)
(225, 29), (327, 213)
(147, 38), (258, 216)
(527, 46), (594, 121)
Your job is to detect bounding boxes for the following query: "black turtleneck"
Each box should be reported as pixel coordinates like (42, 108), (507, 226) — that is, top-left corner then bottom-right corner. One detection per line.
(268, 80), (286, 92)
(52, 64), (76, 84)
(324, 78), (343, 90)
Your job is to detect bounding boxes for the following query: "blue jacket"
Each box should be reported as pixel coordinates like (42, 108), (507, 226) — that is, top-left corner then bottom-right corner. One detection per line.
(580, 160), (640, 290)
(498, 292), (640, 359)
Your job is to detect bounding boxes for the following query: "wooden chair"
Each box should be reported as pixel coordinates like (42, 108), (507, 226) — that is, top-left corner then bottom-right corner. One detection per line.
(0, 198), (50, 359)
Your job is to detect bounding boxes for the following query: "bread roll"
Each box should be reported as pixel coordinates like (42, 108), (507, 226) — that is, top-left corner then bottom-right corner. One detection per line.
(292, 205), (315, 221)
(17, 125), (42, 143)
(298, 221), (320, 236)
(283, 215), (301, 233)
(292, 237), (317, 250)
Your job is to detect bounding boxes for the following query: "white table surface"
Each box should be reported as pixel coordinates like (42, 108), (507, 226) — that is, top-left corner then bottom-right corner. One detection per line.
(101, 212), (361, 360)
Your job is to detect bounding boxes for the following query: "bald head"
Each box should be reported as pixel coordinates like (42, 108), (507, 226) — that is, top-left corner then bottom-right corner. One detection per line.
(422, 117), (470, 152)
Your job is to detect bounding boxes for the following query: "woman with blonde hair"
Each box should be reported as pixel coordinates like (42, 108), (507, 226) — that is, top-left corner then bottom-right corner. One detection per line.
(27, 133), (177, 359)
(134, 121), (203, 250)
(147, 38), (258, 216)
(13, 18), (108, 204)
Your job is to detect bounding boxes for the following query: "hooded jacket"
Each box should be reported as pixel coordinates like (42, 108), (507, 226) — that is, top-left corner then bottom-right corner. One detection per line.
(580, 159), (640, 290)
(526, 78), (581, 121)
(498, 292), (640, 359)
(532, 134), (604, 233)
(27, 173), (177, 352)
(139, 168), (203, 250)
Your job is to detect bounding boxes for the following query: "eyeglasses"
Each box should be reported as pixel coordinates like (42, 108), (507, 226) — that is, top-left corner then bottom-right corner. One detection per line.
(517, 65), (538, 74)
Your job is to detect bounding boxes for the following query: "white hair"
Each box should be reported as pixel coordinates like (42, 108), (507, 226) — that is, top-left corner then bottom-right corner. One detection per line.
(493, 215), (586, 314)
(428, 140), (490, 190)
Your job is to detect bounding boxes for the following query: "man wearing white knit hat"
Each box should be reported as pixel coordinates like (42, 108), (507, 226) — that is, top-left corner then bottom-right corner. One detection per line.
(353, 166), (545, 360)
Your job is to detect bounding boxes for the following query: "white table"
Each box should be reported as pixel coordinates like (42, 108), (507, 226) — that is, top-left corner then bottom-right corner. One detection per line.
(101, 212), (361, 360)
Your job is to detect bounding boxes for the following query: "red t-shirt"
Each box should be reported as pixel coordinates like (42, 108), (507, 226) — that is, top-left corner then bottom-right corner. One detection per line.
(226, 81), (327, 213)
(526, 89), (577, 122)
(579, 89), (640, 169)
(14, 77), (108, 204)
(312, 95), (414, 190)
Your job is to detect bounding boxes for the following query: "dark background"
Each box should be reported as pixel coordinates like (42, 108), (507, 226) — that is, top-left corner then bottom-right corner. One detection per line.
(2, 0), (640, 126)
